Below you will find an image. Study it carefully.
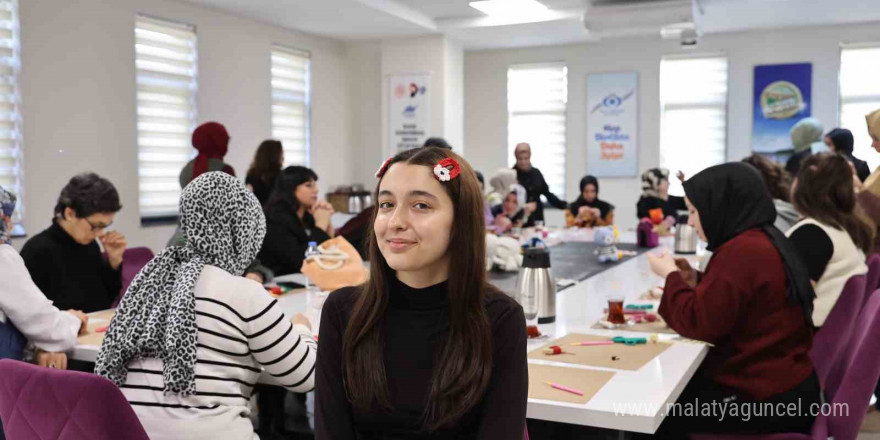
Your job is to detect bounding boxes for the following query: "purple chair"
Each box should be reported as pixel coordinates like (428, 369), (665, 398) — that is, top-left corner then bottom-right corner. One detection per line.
(689, 288), (880, 440)
(0, 359), (149, 440)
(810, 274), (865, 393)
(865, 254), (880, 304)
(524, 427), (529, 440)
(105, 247), (154, 307)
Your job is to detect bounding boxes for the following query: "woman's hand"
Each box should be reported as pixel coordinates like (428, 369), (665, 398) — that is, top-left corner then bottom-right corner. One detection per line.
(647, 250), (679, 279)
(291, 313), (312, 331)
(100, 231), (128, 269)
(523, 202), (537, 216)
(312, 205), (333, 233)
(494, 215), (512, 232)
(35, 351), (68, 370)
(66, 309), (88, 335)
(245, 272), (264, 284)
(674, 258), (698, 288)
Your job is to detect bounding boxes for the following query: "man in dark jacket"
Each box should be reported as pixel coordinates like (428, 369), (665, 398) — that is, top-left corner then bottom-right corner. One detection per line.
(513, 143), (567, 227)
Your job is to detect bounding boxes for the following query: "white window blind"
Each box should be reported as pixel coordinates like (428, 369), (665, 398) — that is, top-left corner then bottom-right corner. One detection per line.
(840, 44), (880, 171)
(0, 0), (22, 230)
(507, 63), (567, 199)
(135, 15), (197, 219)
(271, 45), (311, 167)
(660, 56), (728, 196)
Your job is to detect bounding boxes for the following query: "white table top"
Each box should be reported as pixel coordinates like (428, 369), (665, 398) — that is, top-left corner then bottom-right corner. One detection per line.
(523, 241), (708, 433)
(71, 234), (709, 434)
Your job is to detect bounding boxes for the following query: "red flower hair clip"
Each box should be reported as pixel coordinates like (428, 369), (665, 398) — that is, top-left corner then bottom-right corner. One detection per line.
(433, 158), (461, 182)
(375, 157), (393, 179)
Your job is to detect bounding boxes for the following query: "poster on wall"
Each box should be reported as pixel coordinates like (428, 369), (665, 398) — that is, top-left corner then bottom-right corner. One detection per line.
(751, 63), (812, 156)
(388, 74), (430, 155)
(586, 71), (638, 177)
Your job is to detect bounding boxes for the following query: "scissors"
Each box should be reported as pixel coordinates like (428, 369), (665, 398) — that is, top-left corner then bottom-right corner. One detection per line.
(612, 336), (647, 345)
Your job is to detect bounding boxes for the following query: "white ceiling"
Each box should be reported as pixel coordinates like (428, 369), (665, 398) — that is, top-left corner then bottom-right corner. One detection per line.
(180, 0), (880, 50)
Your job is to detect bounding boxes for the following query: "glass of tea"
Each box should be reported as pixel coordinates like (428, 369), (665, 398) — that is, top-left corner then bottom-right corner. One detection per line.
(607, 295), (627, 325)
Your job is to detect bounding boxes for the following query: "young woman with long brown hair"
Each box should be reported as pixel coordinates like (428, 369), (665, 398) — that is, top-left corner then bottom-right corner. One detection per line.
(314, 147), (528, 439)
(787, 152), (871, 327)
(245, 139), (284, 206)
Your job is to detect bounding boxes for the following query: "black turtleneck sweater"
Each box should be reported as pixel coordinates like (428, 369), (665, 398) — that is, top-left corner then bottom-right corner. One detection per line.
(19, 222), (121, 313)
(314, 277), (528, 439)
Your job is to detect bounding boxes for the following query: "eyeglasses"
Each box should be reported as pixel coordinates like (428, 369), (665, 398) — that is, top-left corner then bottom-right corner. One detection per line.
(83, 217), (112, 232)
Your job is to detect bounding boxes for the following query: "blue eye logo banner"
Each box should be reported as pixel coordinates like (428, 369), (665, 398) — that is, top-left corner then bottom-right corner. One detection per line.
(389, 74), (430, 155)
(751, 63), (812, 154)
(587, 71), (639, 177)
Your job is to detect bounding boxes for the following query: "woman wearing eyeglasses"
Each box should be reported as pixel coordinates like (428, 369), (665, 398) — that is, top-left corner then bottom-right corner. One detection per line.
(20, 173), (127, 314)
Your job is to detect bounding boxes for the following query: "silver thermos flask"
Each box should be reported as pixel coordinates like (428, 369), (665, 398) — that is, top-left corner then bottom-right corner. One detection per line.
(348, 193), (362, 214)
(516, 247), (556, 324)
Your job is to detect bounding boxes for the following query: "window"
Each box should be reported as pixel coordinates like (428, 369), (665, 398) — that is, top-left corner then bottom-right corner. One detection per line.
(271, 45), (311, 166)
(135, 15), (197, 220)
(840, 44), (880, 171)
(507, 63), (567, 199)
(660, 56), (728, 196)
(0, 0), (23, 233)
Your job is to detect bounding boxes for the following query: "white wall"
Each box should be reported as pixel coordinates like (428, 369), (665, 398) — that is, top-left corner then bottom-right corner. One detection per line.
(464, 22), (880, 231)
(444, 38), (464, 152)
(346, 42), (384, 187)
(14, 0), (351, 253)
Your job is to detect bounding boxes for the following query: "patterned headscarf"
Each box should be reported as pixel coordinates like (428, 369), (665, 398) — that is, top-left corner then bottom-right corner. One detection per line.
(641, 168), (669, 199)
(96, 172), (266, 395)
(0, 185), (15, 245)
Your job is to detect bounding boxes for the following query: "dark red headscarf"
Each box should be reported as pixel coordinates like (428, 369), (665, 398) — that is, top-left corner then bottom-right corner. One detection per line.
(191, 122), (230, 181)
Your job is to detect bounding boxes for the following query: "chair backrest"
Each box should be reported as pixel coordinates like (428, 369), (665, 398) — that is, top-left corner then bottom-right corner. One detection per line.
(821, 289), (880, 440)
(0, 359), (149, 440)
(810, 274), (866, 392)
(111, 247), (155, 307)
(865, 254), (880, 304)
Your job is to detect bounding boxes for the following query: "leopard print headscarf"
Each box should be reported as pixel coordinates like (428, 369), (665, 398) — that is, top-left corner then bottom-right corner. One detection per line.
(96, 172), (267, 395)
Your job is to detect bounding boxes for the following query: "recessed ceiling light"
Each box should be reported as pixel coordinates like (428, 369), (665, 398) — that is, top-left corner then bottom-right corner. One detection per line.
(469, 0), (549, 18)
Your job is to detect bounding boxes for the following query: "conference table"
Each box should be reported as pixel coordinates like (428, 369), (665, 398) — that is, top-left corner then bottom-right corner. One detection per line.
(71, 233), (709, 435)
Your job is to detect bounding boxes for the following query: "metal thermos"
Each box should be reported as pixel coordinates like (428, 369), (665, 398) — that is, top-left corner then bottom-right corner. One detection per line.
(516, 247), (556, 324)
(348, 193), (362, 214)
(674, 224), (698, 254)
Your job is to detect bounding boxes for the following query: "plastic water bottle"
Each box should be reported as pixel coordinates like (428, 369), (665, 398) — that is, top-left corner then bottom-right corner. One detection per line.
(304, 242), (326, 333)
(304, 241), (321, 291)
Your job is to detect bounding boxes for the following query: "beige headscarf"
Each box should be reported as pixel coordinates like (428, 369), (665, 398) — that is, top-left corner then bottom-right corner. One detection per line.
(789, 117), (824, 152)
(867, 109), (880, 141)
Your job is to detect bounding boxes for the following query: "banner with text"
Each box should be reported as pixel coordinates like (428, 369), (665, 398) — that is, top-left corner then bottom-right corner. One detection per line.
(388, 74), (430, 154)
(586, 72), (638, 177)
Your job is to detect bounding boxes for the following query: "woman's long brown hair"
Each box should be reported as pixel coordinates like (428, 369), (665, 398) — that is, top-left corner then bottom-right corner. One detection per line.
(792, 153), (873, 254)
(342, 147), (494, 431)
(246, 139), (283, 184)
(742, 153), (793, 202)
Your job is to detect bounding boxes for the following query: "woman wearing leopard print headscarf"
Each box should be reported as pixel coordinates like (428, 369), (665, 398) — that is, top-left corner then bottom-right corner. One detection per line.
(96, 172), (316, 440)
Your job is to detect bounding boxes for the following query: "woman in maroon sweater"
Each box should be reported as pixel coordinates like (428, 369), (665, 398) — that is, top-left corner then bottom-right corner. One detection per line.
(647, 162), (820, 437)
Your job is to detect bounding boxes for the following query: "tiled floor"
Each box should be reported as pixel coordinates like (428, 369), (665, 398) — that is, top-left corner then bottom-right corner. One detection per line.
(861, 409), (880, 439)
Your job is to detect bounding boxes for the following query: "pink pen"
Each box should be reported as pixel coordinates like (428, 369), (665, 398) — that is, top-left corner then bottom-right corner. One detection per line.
(545, 382), (584, 396)
(570, 341), (615, 346)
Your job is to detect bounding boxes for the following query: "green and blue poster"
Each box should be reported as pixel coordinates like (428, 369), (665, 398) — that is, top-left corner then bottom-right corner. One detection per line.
(751, 63), (812, 155)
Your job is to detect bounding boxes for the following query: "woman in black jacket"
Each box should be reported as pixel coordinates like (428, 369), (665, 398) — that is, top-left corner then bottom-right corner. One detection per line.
(258, 166), (335, 276)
